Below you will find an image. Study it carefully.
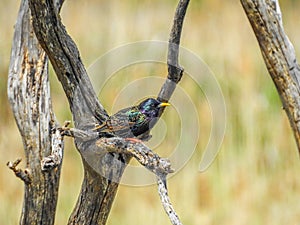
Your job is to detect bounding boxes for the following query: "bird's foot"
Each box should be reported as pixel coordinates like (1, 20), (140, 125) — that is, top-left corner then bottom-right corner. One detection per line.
(125, 137), (143, 143)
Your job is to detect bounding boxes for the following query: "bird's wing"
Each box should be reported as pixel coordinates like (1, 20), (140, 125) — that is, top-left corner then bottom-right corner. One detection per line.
(106, 107), (138, 137)
(93, 106), (149, 138)
(93, 107), (134, 130)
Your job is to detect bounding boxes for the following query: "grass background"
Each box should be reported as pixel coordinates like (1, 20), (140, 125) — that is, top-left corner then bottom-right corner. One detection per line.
(1, 0), (300, 224)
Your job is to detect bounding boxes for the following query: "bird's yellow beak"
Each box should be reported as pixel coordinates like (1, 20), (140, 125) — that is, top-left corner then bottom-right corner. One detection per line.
(158, 102), (171, 107)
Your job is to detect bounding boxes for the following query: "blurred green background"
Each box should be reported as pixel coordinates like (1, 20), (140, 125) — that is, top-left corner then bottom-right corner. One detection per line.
(1, 0), (300, 224)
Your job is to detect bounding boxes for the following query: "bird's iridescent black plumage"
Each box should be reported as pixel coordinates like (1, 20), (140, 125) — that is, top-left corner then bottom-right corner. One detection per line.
(94, 98), (170, 140)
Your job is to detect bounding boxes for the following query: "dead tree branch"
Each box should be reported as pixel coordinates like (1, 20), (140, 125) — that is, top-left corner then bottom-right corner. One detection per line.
(157, 177), (183, 225)
(61, 127), (183, 225)
(241, 0), (300, 153)
(97, 137), (174, 176)
(158, 0), (190, 105)
(26, 0), (190, 224)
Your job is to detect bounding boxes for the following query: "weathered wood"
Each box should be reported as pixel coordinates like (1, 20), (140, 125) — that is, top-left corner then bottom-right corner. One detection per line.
(7, 159), (32, 185)
(241, 0), (300, 153)
(7, 0), (62, 224)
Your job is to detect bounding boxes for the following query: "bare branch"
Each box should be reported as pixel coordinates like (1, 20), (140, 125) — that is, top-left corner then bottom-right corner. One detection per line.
(167, 0), (190, 83)
(27, 1), (121, 223)
(241, 0), (300, 153)
(158, 0), (190, 114)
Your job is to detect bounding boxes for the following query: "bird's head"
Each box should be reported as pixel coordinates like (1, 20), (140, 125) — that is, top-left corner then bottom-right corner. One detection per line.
(138, 98), (170, 118)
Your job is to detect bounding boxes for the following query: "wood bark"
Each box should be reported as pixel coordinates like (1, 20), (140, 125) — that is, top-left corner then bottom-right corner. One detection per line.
(241, 0), (300, 153)
(7, 0), (63, 224)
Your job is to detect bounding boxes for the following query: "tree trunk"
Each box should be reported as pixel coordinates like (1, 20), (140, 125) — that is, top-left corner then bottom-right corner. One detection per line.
(7, 0), (63, 224)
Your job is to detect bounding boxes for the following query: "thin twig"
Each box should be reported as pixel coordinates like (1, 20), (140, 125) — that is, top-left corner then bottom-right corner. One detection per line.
(157, 175), (183, 225)
(7, 159), (32, 184)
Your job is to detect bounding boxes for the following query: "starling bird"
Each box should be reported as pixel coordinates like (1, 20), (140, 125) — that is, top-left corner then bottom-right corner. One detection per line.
(93, 98), (170, 140)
